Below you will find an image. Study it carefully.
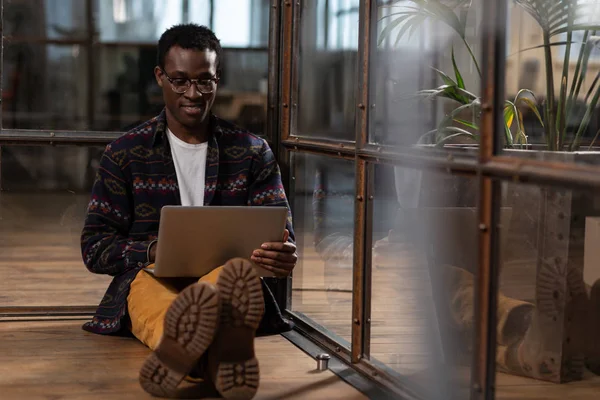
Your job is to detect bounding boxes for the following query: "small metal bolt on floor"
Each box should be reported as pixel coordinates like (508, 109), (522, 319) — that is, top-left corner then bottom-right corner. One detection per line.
(316, 353), (330, 371)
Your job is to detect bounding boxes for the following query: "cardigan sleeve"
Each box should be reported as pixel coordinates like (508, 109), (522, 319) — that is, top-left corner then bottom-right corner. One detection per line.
(81, 145), (154, 276)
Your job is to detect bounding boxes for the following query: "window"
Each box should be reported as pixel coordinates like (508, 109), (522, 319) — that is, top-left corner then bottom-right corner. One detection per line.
(559, 0), (600, 61)
(317, 0), (360, 50)
(2, 0), (270, 132)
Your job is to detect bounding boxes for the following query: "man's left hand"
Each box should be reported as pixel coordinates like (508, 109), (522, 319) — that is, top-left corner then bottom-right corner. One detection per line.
(251, 229), (297, 278)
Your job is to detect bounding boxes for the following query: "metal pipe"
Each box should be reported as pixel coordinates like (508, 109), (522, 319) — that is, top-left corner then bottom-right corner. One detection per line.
(86, 0), (95, 130)
(3, 37), (88, 45)
(209, 0), (214, 31)
(472, 0), (508, 398)
(356, 0), (372, 149)
(289, 0), (301, 138)
(0, 129), (120, 145)
(0, 0), (3, 191)
(0, 305), (97, 318)
(283, 136), (600, 190)
(481, 157), (600, 189)
(267, 0), (281, 149)
(282, 137), (356, 157)
(351, 158), (368, 363)
(363, 162), (374, 359)
(280, 0), (294, 142)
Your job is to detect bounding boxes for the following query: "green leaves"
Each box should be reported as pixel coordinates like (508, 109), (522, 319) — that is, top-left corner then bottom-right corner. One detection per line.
(417, 84), (477, 104)
(378, 0), (468, 40)
(420, 48), (472, 104)
(515, 89), (544, 127)
(515, 0), (600, 38)
(503, 90), (544, 147)
(377, 0), (598, 151)
(451, 48), (465, 89)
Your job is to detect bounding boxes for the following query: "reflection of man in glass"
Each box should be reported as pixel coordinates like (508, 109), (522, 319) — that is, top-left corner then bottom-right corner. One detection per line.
(311, 162), (540, 376)
(81, 24), (297, 399)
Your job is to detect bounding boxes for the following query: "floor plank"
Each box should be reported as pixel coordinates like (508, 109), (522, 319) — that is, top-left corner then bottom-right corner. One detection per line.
(495, 372), (600, 399)
(0, 321), (366, 400)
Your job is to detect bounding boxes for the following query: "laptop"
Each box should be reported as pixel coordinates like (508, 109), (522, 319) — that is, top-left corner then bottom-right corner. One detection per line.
(148, 206), (289, 278)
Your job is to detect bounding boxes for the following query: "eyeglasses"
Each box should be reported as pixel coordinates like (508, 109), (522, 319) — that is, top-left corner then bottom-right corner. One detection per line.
(160, 69), (219, 94)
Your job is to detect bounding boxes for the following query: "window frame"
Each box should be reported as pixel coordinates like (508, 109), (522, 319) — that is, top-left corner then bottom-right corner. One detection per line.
(279, 0), (600, 399)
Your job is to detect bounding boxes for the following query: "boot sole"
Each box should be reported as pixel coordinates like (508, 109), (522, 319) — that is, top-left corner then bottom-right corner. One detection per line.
(210, 258), (264, 400)
(139, 282), (220, 397)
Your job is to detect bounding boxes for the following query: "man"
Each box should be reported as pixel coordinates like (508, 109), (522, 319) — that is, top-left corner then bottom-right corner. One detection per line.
(81, 24), (297, 399)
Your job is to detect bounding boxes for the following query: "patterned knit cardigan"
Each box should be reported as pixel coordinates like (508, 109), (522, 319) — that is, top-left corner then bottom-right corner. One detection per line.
(81, 109), (294, 334)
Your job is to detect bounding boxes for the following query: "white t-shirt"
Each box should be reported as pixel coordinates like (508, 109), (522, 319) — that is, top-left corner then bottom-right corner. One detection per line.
(167, 128), (208, 206)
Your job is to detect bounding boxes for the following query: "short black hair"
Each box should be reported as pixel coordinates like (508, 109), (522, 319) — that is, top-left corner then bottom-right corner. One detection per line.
(157, 24), (223, 75)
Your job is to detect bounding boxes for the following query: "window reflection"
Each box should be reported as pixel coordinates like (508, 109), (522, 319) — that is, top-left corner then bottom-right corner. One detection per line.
(4, 0), (88, 39)
(0, 145), (111, 307)
(291, 153), (355, 342)
(2, 0), (269, 134)
(97, 0), (211, 43)
(494, 181), (600, 395)
(2, 0), (270, 133)
(369, 165), (475, 396)
(370, 0), (481, 147)
(504, 0), (600, 151)
(297, 0), (359, 139)
(3, 43), (89, 130)
(97, 0), (269, 47)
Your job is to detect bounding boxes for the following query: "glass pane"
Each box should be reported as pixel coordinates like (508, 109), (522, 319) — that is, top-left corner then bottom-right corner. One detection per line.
(2, 44), (89, 130)
(94, 45), (162, 131)
(0, 145), (111, 306)
(96, 0), (268, 47)
(212, 50), (269, 135)
(94, 47), (268, 133)
(370, 0), (482, 149)
(297, 0), (359, 140)
(501, 0), (600, 161)
(214, 0), (269, 47)
(291, 153), (355, 343)
(495, 180), (600, 398)
(370, 165), (475, 397)
(3, 1), (270, 132)
(4, 0), (88, 40)
(96, 0), (211, 43)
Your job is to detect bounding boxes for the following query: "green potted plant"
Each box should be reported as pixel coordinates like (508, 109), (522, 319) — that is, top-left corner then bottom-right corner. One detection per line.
(377, 0), (600, 384)
(378, 0), (599, 151)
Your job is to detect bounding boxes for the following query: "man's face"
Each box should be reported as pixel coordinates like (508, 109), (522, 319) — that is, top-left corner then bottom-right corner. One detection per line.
(154, 46), (218, 131)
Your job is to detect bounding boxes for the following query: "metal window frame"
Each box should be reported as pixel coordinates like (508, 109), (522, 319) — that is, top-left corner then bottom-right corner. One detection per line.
(279, 0), (600, 399)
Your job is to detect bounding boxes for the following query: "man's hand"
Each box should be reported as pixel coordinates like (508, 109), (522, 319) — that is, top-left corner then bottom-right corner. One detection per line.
(251, 229), (297, 278)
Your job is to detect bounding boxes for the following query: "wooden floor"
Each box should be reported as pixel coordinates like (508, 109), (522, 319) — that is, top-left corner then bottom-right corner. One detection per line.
(1, 192), (600, 398)
(0, 320), (366, 400)
(0, 192), (111, 307)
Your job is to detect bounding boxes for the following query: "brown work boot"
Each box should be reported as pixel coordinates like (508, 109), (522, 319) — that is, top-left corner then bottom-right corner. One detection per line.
(208, 258), (265, 400)
(139, 282), (221, 397)
(497, 295), (534, 347)
(441, 265), (533, 347)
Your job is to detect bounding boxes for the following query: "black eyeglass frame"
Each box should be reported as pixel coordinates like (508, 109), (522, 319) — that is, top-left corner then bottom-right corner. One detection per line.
(160, 68), (220, 94)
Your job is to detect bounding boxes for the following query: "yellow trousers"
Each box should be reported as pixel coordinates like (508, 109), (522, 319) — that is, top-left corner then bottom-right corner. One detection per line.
(127, 266), (224, 350)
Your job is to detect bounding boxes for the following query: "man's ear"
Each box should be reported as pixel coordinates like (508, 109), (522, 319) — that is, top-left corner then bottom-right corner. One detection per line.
(154, 66), (164, 88)
(283, 229), (290, 242)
